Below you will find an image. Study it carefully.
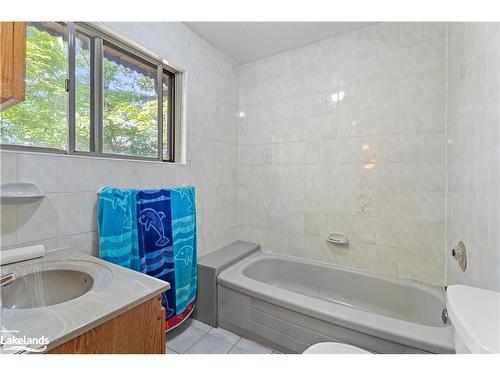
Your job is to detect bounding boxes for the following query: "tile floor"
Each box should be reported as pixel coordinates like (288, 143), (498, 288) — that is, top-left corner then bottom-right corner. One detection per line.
(166, 318), (278, 354)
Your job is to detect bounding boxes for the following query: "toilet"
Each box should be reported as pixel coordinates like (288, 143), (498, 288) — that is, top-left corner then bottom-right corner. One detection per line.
(303, 342), (370, 354)
(446, 285), (499, 354)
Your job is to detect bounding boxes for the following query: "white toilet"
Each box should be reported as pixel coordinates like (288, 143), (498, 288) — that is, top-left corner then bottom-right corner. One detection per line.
(303, 342), (370, 354)
(303, 284), (500, 354)
(446, 285), (499, 354)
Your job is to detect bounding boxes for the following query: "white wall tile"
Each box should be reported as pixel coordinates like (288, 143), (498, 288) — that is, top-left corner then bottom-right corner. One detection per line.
(422, 221), (445, 254)
(446, 23), (500, 291)
(376, 191), (399, 217)
(238, 23), (447, 284)
(399, 133), (423, 162)
(377, 135), (399, 161)
(422, 253), (445, 285)
(57, 193), (98, 236)
(58, 231), (98, 257)
(354, 216), (377, 244)
(375, 246), (399, 276)
(16, 195), (58, 244)
(399, 75), (423, 103)
(17, 153), (59, 193)
(422, 192), (445, 222)
(1, 205), (17, 247)
(398, 250), (423, 281)
(1, 152), (16, 183)
(58, 156), (95, 193)
(376, 218), (398, 247)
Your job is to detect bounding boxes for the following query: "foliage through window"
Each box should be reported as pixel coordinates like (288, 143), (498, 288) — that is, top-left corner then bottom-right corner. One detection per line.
(0, 22), (178, 162)
(1, 23), (68, 149)
(102, 42), (158, 158)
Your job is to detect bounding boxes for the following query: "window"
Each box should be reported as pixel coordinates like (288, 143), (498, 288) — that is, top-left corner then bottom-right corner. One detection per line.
(102, 42), (158, 158)
(162, 70), (174, 161)
(74, 30), (92, 152)
(0, 22), (180, 162)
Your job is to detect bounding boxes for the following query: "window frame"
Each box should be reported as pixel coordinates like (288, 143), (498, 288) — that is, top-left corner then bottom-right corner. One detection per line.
(1, 21), (182, 163)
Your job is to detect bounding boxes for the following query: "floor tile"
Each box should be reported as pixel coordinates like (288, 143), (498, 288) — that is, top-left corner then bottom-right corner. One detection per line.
(188, 318), (213, 333)
(167, 325), (206, 353)
(185, 334), (233, 354)
(235, 338), (273, 354)
(167, 348), (179, 354)
(208, 327), (240, 345)
(228, 346), (250, 354)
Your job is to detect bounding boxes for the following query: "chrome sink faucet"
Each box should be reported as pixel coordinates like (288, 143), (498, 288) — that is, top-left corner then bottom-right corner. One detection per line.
(0, 272), (15, 287)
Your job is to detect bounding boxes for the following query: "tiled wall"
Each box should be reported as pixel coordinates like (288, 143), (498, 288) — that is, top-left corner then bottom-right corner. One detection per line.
(0, 22), (239, 258)
(3, 22), (498, 290)
(238, 23), (448, 285)
(446, 23), (500, 291)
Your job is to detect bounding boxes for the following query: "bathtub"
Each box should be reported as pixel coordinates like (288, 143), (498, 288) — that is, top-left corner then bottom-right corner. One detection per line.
(217, 251), (455, 354)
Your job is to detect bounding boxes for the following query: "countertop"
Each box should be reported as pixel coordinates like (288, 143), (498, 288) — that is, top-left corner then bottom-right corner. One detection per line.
(1, 248), (170, 353)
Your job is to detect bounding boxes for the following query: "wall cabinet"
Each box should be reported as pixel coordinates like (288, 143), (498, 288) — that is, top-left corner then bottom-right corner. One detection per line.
(0, 22), (26, 110)
(47, 296), (166, 354)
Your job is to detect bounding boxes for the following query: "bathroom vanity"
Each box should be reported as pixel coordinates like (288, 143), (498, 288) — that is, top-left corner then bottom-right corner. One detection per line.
(47, 295), (165, 354)
(1, 248), (170, 354)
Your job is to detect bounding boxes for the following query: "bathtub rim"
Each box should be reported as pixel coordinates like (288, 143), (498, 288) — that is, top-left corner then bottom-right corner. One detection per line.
(217, 250), (455, 353)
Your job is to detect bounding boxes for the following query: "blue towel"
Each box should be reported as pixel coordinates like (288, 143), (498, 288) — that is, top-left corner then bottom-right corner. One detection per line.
(170, 186), (197, 314)
(98, 185), (197, 330)
(97, 187), (141, 271)
(136, 189), (176, 319)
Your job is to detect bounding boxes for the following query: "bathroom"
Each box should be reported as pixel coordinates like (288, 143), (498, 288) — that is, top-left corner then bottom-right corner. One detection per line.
(0, 0), (499, 373)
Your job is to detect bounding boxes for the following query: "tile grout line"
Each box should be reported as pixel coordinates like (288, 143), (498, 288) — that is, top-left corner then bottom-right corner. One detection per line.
(191, 325), (239, 354)
(184, 329), (236, 354)
(226, 337), (245, 354)
(202, 327), (239, 354)
(166, 323), (208, 354)
(226, 342), (237, 354)
(181, 330), (209, 354)
(170, 320), (273, 354)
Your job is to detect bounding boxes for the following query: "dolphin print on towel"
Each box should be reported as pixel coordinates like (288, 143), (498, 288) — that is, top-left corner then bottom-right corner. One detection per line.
(174, 245), (194, 266)
(138, 208), (170, 247)
(100, 189), (135, 229)
(161, 291), (175, 319)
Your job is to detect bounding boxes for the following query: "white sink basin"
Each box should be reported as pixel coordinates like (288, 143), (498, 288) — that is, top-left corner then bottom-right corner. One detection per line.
(2, 269), (94, 309)
(0, 248), (168, 354)
(1, 260), (112, 309)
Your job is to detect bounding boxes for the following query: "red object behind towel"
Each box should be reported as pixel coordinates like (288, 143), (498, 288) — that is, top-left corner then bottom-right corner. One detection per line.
(165, 301), (195, 331)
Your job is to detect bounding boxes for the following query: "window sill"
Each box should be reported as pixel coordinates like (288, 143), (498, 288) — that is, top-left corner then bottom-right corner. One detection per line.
(0, 146), (182, 165)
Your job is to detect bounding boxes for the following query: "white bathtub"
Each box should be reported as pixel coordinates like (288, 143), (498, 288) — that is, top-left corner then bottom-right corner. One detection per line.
(217, 251), (454, 353)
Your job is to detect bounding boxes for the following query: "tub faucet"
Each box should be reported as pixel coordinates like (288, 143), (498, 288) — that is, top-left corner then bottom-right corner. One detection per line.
(0, 272), (15, 287)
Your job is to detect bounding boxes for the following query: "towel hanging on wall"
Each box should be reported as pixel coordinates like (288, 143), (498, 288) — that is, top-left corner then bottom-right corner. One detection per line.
(97, 185), (197, 331)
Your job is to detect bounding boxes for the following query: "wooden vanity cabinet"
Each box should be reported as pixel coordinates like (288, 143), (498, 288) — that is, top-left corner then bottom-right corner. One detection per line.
(0, 22), (26, 110)
(47, 295), (166, 354)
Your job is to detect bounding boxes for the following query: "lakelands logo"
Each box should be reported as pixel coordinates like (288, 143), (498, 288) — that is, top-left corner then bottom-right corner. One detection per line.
(0, 329), (49, 353)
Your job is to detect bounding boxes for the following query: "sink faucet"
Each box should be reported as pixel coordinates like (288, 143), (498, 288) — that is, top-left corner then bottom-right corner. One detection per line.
(0, 272), (15, 287)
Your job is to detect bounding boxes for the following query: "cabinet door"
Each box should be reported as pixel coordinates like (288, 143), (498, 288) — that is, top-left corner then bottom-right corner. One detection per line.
(0, 22), (26, 110)
(47, 296), (166, 354)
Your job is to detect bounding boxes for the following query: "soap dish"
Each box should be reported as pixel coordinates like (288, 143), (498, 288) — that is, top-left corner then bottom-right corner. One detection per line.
(327, 232), (349, 246)
(0, 182), (45, 204)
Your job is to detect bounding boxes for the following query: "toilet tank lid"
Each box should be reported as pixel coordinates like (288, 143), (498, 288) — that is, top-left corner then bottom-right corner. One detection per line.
(446, 285), (500, 354)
